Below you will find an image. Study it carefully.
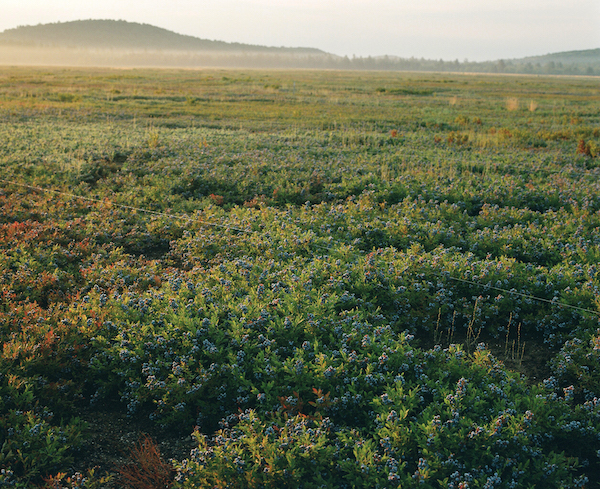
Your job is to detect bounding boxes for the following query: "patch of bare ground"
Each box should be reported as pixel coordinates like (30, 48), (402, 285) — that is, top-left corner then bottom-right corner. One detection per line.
(73, 402), (195, 488)
(486, 336), (554, 383)
(420, 326), (555, 383)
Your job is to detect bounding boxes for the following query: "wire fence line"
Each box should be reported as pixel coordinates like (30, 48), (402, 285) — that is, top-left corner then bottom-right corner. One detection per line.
(1, 177), (599, 317)
(444, 275), (599, 317)
(0, 178), (253, 235)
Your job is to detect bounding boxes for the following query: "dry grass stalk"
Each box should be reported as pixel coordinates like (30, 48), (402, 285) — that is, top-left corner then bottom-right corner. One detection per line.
(466, 299), (482, 353)
(506, 97), (519, 111)
(529, 100), (538, 112)
(434, 309), (442, 344)
(504, 313), (513, 359)
(447, 310), (457, 345)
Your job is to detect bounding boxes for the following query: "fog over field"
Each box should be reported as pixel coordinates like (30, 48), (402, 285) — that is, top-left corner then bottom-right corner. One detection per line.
(1, 20), (599, 75)
(2, 0), (599, 61)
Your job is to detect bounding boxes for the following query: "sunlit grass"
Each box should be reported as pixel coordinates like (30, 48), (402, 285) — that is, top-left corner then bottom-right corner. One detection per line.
(0, 67), (599, 488)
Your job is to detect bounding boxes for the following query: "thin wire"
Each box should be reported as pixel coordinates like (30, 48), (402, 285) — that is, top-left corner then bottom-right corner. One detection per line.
(2, 177), (598, 317)
(0, 178), (253, 235)
(445, 275), (599, 317)
(419, 157), (600, 188)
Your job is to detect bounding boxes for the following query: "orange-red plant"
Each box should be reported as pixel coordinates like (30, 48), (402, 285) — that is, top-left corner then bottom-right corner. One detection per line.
(209, 193), (225, 205)
(117, 435), (174, 489)
(576, 139), (597, 157)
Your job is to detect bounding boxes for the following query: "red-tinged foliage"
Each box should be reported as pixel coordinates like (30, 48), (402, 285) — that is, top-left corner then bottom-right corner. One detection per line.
(209, 193), (225, 206)
(577, 139), (591, 156)
(117, 435), (174, 489)
(576, 139), (598, 157)
(42, 471), (68, 489)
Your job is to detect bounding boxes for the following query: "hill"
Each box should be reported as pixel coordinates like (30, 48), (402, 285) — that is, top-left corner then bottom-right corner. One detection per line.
(0, 19), (325, 54)
(519, 48), (600, 65)
(0, 20), (597, 74)
(369, 48), (600, 76)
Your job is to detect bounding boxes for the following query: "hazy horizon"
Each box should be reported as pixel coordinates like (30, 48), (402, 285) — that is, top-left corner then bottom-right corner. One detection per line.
(2, 0), (599, 62)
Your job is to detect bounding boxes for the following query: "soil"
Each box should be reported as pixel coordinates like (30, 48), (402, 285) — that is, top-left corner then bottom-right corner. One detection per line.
(486, 336), (554, 383)
(72, 402), (196, 487)
(419, 327), (555, 384)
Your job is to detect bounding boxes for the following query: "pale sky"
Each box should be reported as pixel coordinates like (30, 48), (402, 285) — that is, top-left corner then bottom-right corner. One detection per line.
(2, 0), (599, 61)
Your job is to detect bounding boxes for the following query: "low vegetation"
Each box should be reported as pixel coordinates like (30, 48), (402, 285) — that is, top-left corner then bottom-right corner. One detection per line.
(1, 67), (599, 487)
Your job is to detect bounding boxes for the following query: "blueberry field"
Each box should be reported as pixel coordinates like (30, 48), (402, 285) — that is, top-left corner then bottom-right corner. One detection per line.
(1, 67), (600, 488)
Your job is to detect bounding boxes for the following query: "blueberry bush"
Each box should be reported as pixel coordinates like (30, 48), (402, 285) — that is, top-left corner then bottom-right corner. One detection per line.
(1, 67), (599, 487)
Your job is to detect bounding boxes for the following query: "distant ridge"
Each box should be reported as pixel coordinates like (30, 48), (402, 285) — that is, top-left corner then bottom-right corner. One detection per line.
(0, 20), (597, 75)
(0, 19), (326, 54)
(518, 48), (600, 65)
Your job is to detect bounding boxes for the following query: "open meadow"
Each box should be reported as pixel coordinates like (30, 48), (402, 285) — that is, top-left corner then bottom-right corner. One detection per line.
(1, 67), (600, 488)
